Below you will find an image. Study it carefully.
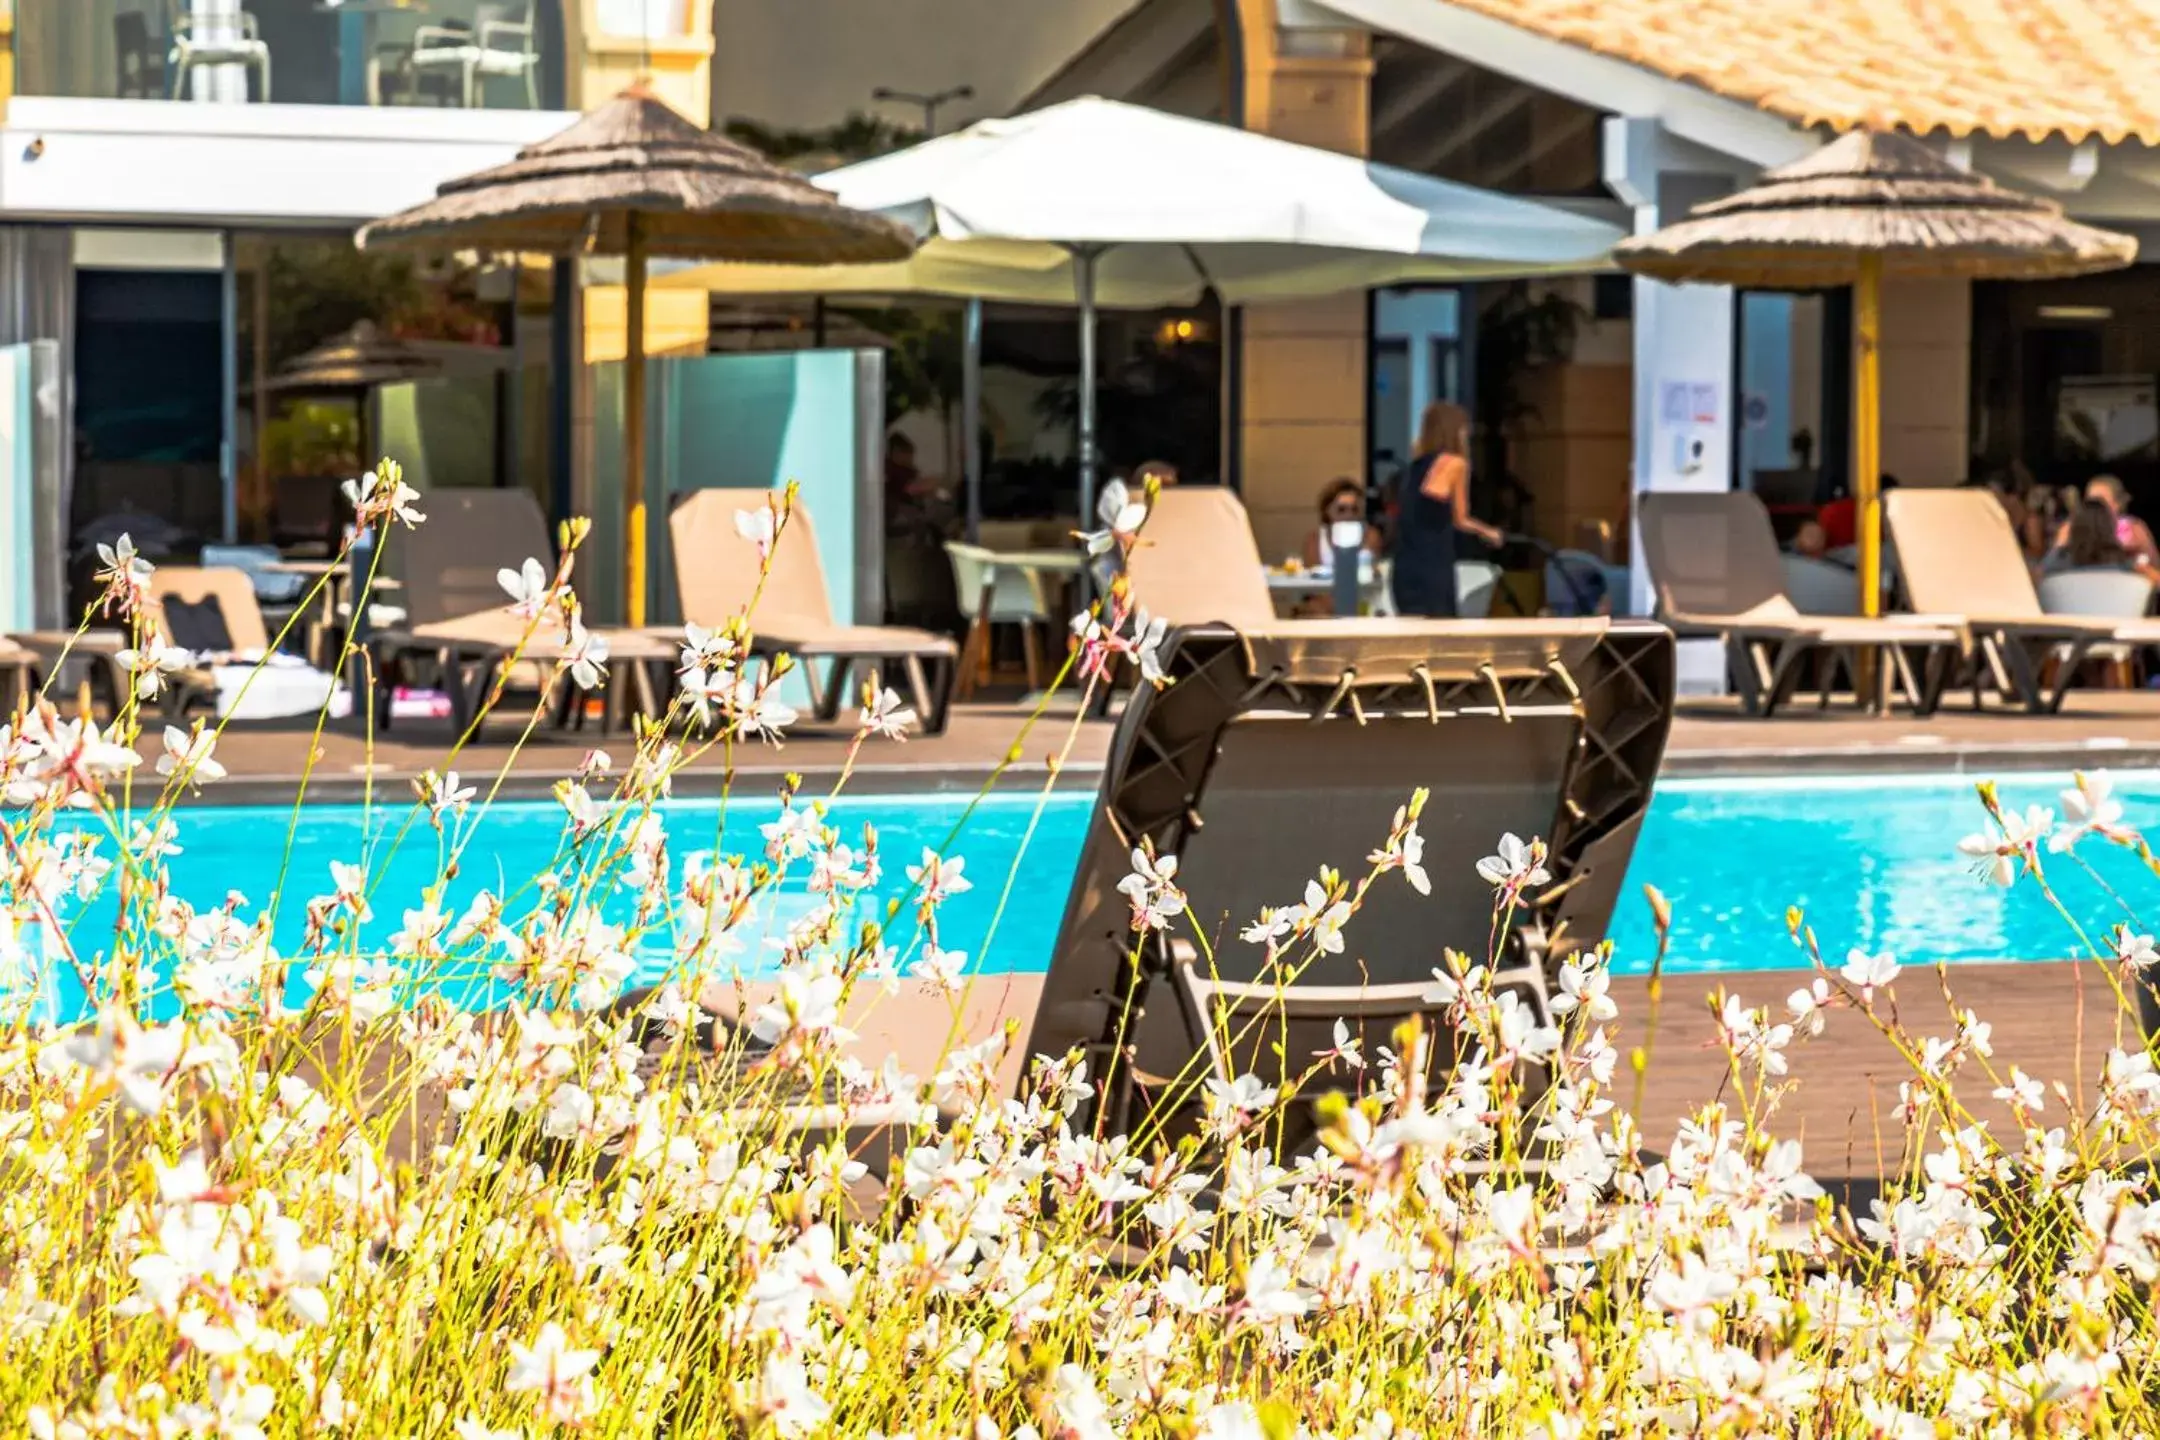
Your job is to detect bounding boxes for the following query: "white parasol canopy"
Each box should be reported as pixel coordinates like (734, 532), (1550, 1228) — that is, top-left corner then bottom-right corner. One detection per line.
(659, 96), (1623, 518)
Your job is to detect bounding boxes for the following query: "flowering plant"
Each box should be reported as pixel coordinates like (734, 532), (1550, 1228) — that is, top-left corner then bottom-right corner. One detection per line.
(5, 468), (2160, 1437)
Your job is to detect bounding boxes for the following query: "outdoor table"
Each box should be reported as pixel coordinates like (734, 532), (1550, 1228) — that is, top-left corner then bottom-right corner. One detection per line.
(316, 0), (426, 105)
(1265, 565), (1384, 616)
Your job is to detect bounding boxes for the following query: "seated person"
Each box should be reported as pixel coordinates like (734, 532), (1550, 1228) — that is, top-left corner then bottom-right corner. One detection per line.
(2041, 498), (2160, 583)
(1302, 477), (1383, 570)
(1814, 474), (1899, 553)
(1789, 518), (1830, 560)
(2086, 473), (2159, 568)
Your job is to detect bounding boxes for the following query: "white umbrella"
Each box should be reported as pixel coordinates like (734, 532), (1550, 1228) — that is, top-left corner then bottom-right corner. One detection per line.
(658, 96), (1623, 521)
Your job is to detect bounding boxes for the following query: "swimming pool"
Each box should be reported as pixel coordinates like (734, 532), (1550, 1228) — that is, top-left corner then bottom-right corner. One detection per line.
(16, 769), (2159, 1021)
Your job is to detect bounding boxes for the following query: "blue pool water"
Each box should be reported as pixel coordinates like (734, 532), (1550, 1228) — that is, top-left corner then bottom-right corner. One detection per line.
(19, 770), (2160, 1019)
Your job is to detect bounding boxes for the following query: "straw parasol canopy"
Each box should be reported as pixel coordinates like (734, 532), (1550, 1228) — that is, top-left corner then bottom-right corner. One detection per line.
(1614, 130), (2137, 287)
(253, 322), (445, 396)
(355, 82), (917, 264)
(356, 83), (917, 624)
(1614, 130), (2137, 627)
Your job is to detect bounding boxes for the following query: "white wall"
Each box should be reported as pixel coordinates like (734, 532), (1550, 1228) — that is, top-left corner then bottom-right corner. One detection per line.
(0, 99), (569, 227)
(711, 0), (1134, 130)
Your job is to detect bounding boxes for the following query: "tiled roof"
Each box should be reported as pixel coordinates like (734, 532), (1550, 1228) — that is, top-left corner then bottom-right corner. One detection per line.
(1442, 0), (2160, 144)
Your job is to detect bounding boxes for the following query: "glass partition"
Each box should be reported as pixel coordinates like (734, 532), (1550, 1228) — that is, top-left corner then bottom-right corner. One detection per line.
(18, 0), (565, 109)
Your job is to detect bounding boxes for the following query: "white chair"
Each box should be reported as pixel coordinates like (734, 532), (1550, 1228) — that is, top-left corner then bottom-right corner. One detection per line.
(946, 541), (1057, 697)
(1780, 553), (1862, 616)
(1455, 559), (1501, 619)
(408, 1), (540, 108)
(2039, 566), (2157, 686)
(169, 2), (271, 102)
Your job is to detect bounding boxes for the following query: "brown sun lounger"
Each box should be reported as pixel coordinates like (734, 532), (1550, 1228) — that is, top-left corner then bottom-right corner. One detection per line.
(621, 614), (1674, 1172)
(141, 567), (319, 721)
(666, 489), (958, 735)
(1025, 615), (1673, 1156)
(374, 488), (673, 735)
(1886, 487), (2160, 713)
(1637, 491), (1962, 716)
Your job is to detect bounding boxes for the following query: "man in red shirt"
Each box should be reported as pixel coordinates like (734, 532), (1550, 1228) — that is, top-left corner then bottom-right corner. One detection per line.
(1815, 474), (1898, 553)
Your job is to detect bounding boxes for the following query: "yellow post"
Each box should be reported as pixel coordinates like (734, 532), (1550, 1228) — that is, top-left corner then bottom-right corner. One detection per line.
(1855, 253), (1883, 620)
(623, 214), (648, 628)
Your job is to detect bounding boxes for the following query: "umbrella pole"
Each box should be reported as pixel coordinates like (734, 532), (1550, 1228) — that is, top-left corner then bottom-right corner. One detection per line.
(963, 296), (983, 544)
(1855, 253), (1883, 618)
(1073, 244), (1100, 526)
(625, 214), (649, 629)
(1855, 252), (1884, 702)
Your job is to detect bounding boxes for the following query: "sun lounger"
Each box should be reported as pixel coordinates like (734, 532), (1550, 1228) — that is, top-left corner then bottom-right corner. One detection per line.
(0, 635), (39, 712)
(9, 629), (137, 716)
(1025, 615), (1673, 1154)
(373, 488), (673, 735)
(665, 489), (959, 735)
(1637, 491), (1962, 716)
(1887, 487), (2160, 713)
(1120, 485), (1283, 628)
(620, 614), (1674, 1174)
(145, 568), (337, 721)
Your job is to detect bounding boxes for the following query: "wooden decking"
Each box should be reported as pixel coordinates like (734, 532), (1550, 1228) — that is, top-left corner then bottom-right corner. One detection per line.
(162, 688), (2160, 803)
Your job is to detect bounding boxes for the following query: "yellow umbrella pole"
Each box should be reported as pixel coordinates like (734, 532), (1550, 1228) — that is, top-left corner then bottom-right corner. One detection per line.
(1855, 252), (1882, 621)
(624, 213), (649, 628)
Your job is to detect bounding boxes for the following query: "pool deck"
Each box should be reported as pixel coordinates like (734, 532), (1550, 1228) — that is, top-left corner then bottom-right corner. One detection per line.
(797, 956), (2136, 1212)
(168, 688), (2160, 1206)
(173, 688), (2160, 805)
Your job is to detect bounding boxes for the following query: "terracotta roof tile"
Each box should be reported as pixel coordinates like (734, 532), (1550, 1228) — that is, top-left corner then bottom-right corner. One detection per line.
(1444, 0), (2160, 143)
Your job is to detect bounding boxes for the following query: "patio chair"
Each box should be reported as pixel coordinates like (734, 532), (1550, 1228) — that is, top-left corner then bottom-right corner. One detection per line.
(2037, 566), (2157, 690)
(167, 3), (271, 102)
(945, 541), (1057, 697)
(145, 567), (330, 721)
(406, 1), (540, 109)
(1637, 491), (1962, 716)
(373, 488), (674, 736)
(666, 490), (960, 735)
(617, 615), (1675, 1175)
(1887, 487), (2160, 713)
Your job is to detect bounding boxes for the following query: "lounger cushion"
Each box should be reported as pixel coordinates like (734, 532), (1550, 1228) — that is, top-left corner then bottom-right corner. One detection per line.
(162, 595), (236, 654)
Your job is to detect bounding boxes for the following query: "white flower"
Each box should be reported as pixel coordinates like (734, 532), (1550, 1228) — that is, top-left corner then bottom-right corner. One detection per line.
(1158, 1267), (1224, 1313)
(860, 685), (917, 741)
(906, 849), (972, 907)
(1316, 1016), (1365, 1069)
(910, 945), (968, 993)
(497, 556), (552, 617)
(503, 1322), (599, 1425)
(2114, 927), (2159, 969)
(1116, 846), (1187, 932)
(735, 504), (778, 558)
(1839, 948), (1900, 997)
(417, 768), (476, 819)
(1051, 1366), (1116, 1440)
(342, 463), (425, 528)
(564, 614), (609, 691)
(155, 725), (226, 787)
(758, 1356), (830, 1437)
(1477, 832), (1551, 893)
(750, 966), (852, 1047)
(1204, 1073), (1278, 1135)
(117, 638), (194, 696)
(1957, 804), (2052, 887)
(2055, 770), (2138, 850)
(731, 676), (798, 739)
(1369, 810), (1430, 896)
(1080, 478), (1148, 556)
(1240, 1254), (1308, 1321)
(1194, 1403), (1267, 1440)
(1548, 958), (1615, 1022)
(96, 533), (155, 591)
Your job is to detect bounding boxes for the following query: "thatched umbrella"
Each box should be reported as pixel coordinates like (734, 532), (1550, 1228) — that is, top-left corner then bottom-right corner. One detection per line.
(357, 83), (916, 625)
(1614, 130), (2136, 617)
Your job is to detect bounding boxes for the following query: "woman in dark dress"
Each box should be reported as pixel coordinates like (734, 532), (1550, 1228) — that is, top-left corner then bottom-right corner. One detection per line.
(1391, 401), (1503, 617)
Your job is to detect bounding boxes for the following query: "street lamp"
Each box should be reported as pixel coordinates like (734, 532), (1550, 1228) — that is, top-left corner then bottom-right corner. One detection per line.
(872, 84), (974, 137)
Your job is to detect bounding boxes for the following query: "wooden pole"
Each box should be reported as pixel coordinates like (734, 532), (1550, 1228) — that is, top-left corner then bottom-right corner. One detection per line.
(1855, 252), (1883, 620)
(624, 213), (648, 628)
